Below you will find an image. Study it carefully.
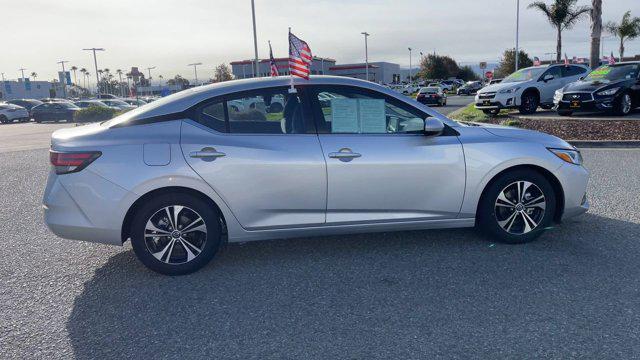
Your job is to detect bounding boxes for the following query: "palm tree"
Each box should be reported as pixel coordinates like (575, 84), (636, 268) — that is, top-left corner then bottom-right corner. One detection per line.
(528, 0), (591, 62)
(605, 11), (640, 60)
(30, 72), (37, 81)
(80, 68), (87, 89)
(589, 0), (602, 69)
(70, 66), (78, 85)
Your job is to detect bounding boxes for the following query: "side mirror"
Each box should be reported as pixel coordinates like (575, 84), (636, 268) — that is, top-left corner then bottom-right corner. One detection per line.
(424, 118), (445, 137)
(542, 74), (555, 82)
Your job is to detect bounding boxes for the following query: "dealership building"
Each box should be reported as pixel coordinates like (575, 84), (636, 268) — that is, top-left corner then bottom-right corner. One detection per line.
(1, 80), (53, 100)
(231, 57), (401, 84)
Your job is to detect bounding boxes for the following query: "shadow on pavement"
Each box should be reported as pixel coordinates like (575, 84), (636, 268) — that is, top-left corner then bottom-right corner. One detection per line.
(67, 213), (640, 359)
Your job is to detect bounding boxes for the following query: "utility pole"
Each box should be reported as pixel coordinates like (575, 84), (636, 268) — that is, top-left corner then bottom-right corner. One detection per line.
(515, 0), (520, 71)
(146, 66), (156, 96)
(251, 0), (259, 77)
(361, 32), (370, 81)
(57, 60), (69, 98)
(82, 48), (105, 94)
(19, 68), (27, 93)
(408, 47), (412, 83)
(188, 63), (202, 86)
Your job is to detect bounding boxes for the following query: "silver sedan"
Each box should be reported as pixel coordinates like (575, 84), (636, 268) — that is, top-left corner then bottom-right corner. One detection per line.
(43, 76), (589, 275)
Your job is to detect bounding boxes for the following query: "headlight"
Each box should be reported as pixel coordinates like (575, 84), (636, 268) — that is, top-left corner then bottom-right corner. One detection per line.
(499, 87), (520, 94)
(548, 148), (583, 165)
(554, 89), (563, 101)
(596, 87), (619, 96)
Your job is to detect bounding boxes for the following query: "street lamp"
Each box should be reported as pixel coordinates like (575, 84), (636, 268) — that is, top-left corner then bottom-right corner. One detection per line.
(188, 63), (202, 86)
(515, 0), (520, 71)
(57, 60), (69, 98)
(146, 66), (156, 96)
(361, 32), (370, 81)
(408, 47), (412, 83)
(18, 68), (27, 92)
(251, 0), (259, 77)
(82, 48), (105, 93)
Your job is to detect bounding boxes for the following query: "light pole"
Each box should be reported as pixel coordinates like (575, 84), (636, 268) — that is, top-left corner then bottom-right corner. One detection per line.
(146, 66), (156, 96)
(82, 48), (105, 94)
(361, 32), (370, 81)
(1, 72), (4, 100)
(188, 63), (202, 86)
(408, 47), (412, 83)
(19, 68), (27, 92)
(57, 60), (69, 98)
(251, 0), (259, 77)
(515, 0), (520, 71)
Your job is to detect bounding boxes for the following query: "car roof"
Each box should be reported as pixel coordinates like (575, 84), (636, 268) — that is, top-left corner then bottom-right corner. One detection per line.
(109, 75), (456, 126)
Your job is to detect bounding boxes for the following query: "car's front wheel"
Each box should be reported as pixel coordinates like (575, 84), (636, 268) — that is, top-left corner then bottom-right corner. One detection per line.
(519, 92), (539, 114)
(613, 93), (633, 116)
(130, 193), (223, 275)
(477, 169), (556, 244)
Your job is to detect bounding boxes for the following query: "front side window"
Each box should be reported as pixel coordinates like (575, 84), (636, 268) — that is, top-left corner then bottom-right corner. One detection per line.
(540, 66), (562, 81)
(311, 86), (426, 134)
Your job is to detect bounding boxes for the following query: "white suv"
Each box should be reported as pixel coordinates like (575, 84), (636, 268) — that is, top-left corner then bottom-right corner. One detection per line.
(475, 64), (589, 115)
(0, 103), (30, 123)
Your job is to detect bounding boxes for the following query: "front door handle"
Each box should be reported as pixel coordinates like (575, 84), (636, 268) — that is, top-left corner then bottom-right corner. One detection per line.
(328, 148), (361, 160)
(189, 147), (226, 159)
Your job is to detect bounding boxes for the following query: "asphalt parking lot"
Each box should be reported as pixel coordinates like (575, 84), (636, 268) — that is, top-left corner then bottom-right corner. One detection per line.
(2, 124), (640, 359)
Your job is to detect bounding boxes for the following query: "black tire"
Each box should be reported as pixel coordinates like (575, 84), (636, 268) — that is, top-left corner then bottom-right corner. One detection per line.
(613, 92), (633, 116)
(519, 91), (539, 114)
(558, 110), (573, 117)
(0, 115), (9, 124)
(476, 169), (556, 244)
(482, 109), (500, 116)
(130, 193), (222, 275)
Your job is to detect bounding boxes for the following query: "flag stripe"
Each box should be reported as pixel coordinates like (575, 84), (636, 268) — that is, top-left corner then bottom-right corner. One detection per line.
(289, 32), (313, 80)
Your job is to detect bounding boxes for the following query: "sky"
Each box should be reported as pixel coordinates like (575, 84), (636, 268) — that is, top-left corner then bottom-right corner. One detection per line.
(1, 0), (639, 83)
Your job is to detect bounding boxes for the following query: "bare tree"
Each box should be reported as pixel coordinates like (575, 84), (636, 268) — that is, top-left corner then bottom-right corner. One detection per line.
(605, 11), (640, 60)
(590, 0), (602, 69)
(528, 0), (591, 62)
(213, 64), (233, 83)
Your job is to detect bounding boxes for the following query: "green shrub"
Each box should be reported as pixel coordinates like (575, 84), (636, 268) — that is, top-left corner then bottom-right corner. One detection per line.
(74, 106), (117, 123)
(502, 119), (521, 127)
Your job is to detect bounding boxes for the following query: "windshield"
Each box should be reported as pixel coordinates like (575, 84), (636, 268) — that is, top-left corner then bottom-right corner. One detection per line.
(585, 64), (639, 82)
(503, 67), (546, 83)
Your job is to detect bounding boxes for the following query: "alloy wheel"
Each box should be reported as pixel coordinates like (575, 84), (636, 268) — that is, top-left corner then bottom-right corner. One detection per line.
(494, 181), (546, 235)
(622, 94), (632, 114)
(144, 205), (207, 265)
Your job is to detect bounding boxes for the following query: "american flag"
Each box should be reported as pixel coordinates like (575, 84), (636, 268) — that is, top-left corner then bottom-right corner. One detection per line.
(289, 32), (312, 80)
(564, 53), (569, 66)
(609, 51), (616, 65)
(269, 41), (279, 77)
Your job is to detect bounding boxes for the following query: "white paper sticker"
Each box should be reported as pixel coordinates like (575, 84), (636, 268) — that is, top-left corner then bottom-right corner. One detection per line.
(330, 98), (359, 133)
(358, 99), (386, 133)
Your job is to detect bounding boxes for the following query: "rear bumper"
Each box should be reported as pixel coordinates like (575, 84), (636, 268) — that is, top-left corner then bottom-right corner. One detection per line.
(43, 168), (132, 246)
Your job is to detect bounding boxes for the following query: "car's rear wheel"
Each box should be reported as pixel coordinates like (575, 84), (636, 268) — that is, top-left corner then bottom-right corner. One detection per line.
(130, 193), (222, 275)
(0, 115), (9, 124)
(614, 93), (633, 116)
(519, 92), (539, 114)
(477, 169), (556, 244)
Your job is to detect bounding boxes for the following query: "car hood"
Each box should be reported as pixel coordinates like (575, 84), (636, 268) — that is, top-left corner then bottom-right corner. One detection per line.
(479, 81), (531, 93)
(467, 122), (573, 149)
(562, 79), (631, 93)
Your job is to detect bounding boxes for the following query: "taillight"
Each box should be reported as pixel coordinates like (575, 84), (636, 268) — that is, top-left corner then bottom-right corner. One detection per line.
(49, 151), (101, 174)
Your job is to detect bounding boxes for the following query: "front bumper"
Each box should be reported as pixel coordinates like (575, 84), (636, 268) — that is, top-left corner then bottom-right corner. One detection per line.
(555, 95), (616, 113)
(475, 92), (520, 110)
(554, 162), (590, 221)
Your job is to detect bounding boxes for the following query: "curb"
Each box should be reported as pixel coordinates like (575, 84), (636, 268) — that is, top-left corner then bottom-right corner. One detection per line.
(568, 140), (640, 148)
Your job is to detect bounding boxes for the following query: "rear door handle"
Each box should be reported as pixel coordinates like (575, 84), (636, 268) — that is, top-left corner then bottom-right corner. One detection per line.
(328, 148), (361, 160)
(189, 148), (226, 159)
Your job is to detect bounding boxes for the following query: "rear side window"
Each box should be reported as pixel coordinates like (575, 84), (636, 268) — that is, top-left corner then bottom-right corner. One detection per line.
(194, 87), (312, 134)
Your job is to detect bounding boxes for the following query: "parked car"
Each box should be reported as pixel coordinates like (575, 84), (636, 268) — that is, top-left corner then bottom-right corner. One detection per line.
(0, 103), (30, 123)
(433, 80), (455, 93)
(416, 86), (447, 106)
(43, 76), (589, 275)
(96, 94), (120, 100)
(554, 62), (640, 117)
(475, 64), (590, 115)
(74, 100), (112, 109)
(100, 99), (136, 111)
(31, 102), (81, 123)
(401, 84), (419, 95)
(7, 99), (43, 114)
(457, 81), (483, 95)
(40, 98), (73, 104)
(123, 99), (148, 107)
